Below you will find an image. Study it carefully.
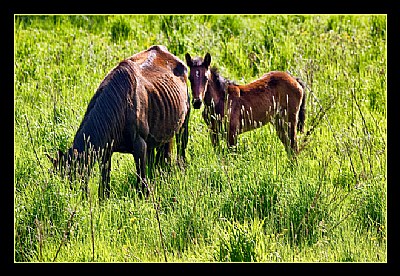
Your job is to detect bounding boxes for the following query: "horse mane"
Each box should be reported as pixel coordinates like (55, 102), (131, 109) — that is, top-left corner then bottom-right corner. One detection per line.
(73, 60), (137, 152)
(209, 66), (237, 94)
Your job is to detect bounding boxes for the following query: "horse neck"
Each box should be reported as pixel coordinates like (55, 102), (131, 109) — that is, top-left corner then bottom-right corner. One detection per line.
(72, 124), (114, 156)
(205, 71), (227, 115)
(70, 115), (111, 161)
(71, 82), (125, 157)
(67, 130), (110, 170)
(72, 129), (96, 153)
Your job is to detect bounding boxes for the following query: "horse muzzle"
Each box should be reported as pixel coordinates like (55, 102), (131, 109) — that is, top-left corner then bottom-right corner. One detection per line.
(193, 98), (203, 109)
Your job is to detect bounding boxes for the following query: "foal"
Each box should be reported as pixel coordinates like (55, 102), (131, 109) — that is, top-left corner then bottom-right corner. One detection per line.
(185, 52), (306, 155)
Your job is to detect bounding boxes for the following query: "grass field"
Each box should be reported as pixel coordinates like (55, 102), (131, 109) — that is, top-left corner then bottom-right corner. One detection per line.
(14, 14), (387, 262)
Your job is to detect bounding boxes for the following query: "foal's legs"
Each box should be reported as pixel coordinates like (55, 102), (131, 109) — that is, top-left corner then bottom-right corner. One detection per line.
(228, 123), (237, 147)
(287, 101), (301, 155)
(203, 106), (220, 147)
(288, 118), (298, 154)
(211, 118), (222, 147)
(274, 110), (296, 156)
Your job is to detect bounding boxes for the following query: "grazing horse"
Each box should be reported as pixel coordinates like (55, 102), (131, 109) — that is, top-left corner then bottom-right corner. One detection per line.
(185, 52), (306, 155)
(47, 45), (190, 199)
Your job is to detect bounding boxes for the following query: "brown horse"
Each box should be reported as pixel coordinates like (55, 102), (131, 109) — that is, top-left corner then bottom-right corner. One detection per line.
(47, 45), (190, 199)
(185, 52), (306, 155)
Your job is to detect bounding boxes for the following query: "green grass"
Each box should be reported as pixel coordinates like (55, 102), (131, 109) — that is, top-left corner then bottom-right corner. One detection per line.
(14, 14), (387, 262)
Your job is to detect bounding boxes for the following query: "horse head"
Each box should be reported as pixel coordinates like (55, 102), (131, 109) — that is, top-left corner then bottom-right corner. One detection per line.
(185, 52), (211, 109)
(46, 148), (80, 182)
(46, 145), (97, 187)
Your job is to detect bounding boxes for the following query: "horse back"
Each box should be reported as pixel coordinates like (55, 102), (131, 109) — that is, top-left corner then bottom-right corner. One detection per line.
(226, 71), (304, 127)
(233, 71), (303, 105)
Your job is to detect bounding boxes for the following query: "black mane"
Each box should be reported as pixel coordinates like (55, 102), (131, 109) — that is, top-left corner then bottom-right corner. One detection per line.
(209, 66), (237, 93)
(72, 60), (136, 152)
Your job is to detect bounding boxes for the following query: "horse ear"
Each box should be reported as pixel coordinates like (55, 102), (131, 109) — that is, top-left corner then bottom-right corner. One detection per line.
(185, 53), (192, 67)
(204, 53), (211, 68)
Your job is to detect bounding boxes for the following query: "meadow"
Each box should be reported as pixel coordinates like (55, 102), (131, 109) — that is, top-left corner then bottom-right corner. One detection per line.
(14, 14), (386, 262)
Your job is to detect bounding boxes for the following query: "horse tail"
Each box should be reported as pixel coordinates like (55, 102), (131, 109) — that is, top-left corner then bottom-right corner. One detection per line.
(296, 77), (306, 133)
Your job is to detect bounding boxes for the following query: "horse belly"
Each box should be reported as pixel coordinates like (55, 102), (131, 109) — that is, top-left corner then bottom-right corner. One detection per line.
(147, 87), (188, 146)
(236, 100), (272, 133)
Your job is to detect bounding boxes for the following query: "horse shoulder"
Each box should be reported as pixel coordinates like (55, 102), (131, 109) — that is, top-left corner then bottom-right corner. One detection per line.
(227, 85), (241, 98)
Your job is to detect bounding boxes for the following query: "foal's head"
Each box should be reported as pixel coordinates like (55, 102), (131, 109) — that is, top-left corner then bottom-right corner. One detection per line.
(185, 53), (211, 109)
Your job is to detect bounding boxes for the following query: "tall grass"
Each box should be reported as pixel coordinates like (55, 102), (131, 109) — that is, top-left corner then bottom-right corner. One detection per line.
(14, 14), (386, 262)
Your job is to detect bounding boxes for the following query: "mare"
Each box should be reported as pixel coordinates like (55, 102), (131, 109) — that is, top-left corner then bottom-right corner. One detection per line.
(185, 52), (306, 155)
(48, 45), (190, 199)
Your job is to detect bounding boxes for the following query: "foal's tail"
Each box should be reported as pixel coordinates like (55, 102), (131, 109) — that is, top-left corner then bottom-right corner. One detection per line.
(296, 77), (307, 133)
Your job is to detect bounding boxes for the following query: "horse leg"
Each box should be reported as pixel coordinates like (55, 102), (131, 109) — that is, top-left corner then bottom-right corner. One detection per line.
(288, 114), (298, 154)
(227, 124), (236, 147)
(80, 162), (91, 200)
(208, 117), (219, 147)
(149, 147), (155, 164)
(99, 152), (112, 200)
(274, 112), (294, 156)
(227, 110), (240, 147)
(212, 116), (224, 147)
(176, 109), (190, 164)
(155, 141), (173, 167)
(176, 131), (186, 166)
(203, 106), (219, 148)
(287, 100), (301, 155)
(147, 146), (155, 172)
(132, 136), (149, 197)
